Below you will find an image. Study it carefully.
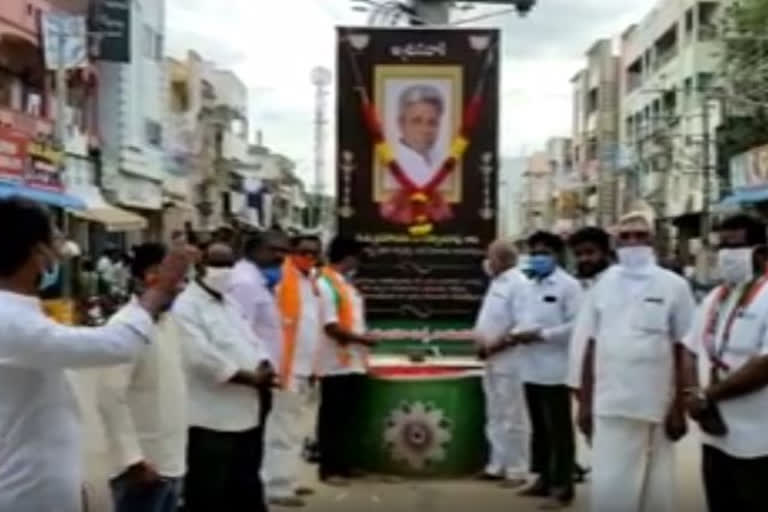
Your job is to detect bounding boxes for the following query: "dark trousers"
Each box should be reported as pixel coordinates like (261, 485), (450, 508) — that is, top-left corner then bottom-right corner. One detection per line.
(110, 474), (181, 512)
(703, 444), (768, 512)
(184, 426), (267, 512)
(318, 373), (365, 480)
(524, 383), (575, 490)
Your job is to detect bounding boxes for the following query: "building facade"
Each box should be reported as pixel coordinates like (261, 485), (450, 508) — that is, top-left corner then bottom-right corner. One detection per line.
(571, 39), (621, 228)
(96, 0), (167, 244)
(520, 151), (556, 236)
(619, 0), (722, 260)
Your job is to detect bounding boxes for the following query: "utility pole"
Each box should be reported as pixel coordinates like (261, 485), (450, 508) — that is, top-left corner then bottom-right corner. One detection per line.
(700, 91), (712, 280)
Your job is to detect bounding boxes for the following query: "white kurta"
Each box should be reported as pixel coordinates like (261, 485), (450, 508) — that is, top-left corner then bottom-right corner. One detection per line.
(0, 290), (153, 512)
(683, 284), (768, 458)
(317, 277), (367, 376)
(474, 267), (530, 478)
(263, 272), (322, 499)
(96, 300), (188, 478)
(576, 265), (695, 512)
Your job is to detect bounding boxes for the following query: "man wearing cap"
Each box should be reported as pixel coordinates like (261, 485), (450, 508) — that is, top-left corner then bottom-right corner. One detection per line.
(573, 211), (695, 512)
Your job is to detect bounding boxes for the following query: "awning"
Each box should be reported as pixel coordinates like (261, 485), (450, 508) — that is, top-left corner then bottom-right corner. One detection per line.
(71, 206), (147, 232)
(0, 182), (86, 210)
(717, 186), (768, 208)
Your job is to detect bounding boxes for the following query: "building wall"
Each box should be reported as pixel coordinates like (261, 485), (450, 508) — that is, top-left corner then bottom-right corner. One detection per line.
(619, 0), (722, 223)
(571, 39), (621, 227)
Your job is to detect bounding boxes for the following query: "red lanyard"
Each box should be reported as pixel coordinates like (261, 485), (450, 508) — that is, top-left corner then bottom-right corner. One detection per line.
(703, 276), (768, 372)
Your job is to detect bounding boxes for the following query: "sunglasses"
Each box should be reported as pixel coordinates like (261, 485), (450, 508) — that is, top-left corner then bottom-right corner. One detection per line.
(617, 230), (651, 242)
(206, 260), (234, 268)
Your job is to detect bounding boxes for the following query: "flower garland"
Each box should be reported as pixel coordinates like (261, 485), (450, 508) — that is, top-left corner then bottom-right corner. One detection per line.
(360, 92), (484, 237)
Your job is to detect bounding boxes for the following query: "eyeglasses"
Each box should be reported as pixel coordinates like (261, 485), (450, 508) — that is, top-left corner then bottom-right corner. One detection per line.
(617, 230), (651, 242)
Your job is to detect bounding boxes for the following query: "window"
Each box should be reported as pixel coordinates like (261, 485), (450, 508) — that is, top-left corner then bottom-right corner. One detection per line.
(145, 119), (162, 147)
(697, 72), (714, 91)
(142, 25), (162, 60)
(142, 25), (153, 58)
(684, 8), (694, 38)
(698, 2), (719, 41)
(586, 87), (599, 114)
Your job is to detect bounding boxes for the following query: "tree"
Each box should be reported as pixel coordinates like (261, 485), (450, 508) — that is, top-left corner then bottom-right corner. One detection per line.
(720, 0), (768, 113)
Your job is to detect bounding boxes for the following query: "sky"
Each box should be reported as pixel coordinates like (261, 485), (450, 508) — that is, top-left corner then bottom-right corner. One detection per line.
(165, 0), (658, 189)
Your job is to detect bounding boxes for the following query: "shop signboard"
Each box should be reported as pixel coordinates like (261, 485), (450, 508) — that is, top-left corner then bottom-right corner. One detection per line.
(0, 127), (27, 183)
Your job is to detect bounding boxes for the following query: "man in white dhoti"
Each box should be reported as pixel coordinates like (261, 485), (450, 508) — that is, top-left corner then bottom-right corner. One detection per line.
(473, 239), (530, 488)
(574, 211), (695, 512)
(0, 197), (190, 512)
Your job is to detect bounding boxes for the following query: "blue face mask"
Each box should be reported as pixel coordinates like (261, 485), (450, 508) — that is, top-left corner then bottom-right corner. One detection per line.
(529, 254), (556, 278)
(260, 265), (282, 291)
(38, 261), (61, 291)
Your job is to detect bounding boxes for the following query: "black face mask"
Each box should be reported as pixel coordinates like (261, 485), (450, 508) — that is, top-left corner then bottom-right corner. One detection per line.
(577, 259), (609, 279)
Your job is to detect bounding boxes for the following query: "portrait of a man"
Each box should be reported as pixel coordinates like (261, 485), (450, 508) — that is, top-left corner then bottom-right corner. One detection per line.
(374, 66), (463, 207)
(393, 84), (445, 186)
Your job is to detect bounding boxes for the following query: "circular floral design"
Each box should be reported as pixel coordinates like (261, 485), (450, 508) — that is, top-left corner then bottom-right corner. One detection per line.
(383, 401), (452, 470)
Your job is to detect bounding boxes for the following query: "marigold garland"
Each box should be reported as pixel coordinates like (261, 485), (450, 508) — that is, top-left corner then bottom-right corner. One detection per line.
(361, 92), (484, 237)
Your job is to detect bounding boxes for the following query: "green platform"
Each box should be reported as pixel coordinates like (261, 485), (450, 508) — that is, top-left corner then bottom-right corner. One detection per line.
(352, 356), (487, 477)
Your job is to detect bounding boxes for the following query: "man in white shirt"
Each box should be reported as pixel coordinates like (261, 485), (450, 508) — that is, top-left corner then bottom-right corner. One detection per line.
(97, 243), (187, 512)
(173, 242), (275, 512)
(682, 214), (768, 511)
(566, 227), (614, 484)
(251, 234), (322, 507)
(473, 239), (530, 488)
(229, 230), (289, 440)
(515, 231), (582, 508)
(317, 237), (376, 485)
(575, 211), (695, 512)
(0, 197), (189, 512)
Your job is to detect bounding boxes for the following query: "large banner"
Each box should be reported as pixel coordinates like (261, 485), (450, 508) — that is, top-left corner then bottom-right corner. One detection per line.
(336, 28), (499, 342)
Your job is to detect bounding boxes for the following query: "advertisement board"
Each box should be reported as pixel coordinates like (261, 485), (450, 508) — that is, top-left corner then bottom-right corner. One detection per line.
(336, 27), (499, 341)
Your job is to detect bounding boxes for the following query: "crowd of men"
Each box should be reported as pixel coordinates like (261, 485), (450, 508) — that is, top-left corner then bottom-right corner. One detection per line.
(475, 209), (768, 511)
(1, 194), (768, 512)
(0, 197), (374, 512)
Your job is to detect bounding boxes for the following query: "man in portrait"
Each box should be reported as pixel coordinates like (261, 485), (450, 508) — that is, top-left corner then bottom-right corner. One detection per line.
(392, 84), (445, 187)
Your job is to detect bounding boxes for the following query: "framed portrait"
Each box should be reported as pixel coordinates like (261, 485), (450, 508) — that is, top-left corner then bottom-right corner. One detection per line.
(373, 65), (463, 203)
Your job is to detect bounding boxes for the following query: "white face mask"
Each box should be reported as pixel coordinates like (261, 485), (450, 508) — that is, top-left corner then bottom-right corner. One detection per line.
(203, 267), (232, 293)
(717, 248), (754, 285)
(617, 246), (654, 268)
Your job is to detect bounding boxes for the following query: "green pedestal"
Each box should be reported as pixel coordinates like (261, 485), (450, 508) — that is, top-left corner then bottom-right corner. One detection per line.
(353, 357), (487, 477)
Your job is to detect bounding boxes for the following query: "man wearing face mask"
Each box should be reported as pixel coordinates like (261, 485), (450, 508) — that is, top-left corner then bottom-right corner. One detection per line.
(172, 243), (275, 512)
(514, 231), (582, 508)
(0, 198), (191, 512)
(473, 239), (531, 487)
(574, 211), (695, 512)
(316, 237), (377, 485)
(261, 234), (324, 507)
(96, 243), (188, 512)
(681, 214), (768, 512)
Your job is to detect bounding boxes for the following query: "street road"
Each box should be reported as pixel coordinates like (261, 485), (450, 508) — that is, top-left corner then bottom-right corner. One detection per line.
(73, 369), (707, 512)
